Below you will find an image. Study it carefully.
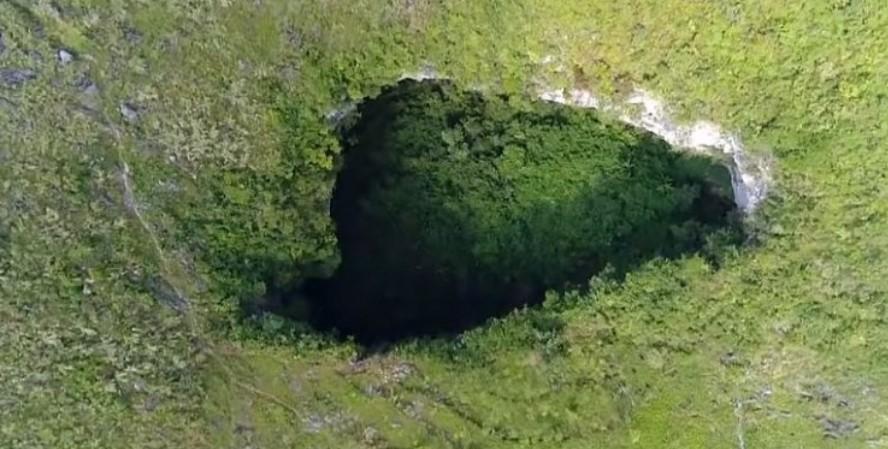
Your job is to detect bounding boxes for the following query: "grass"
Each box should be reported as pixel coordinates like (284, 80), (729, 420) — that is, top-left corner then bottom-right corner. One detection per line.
(1, 0), (888, 448)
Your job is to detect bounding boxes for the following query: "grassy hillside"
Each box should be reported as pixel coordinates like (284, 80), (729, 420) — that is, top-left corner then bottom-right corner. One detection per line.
(1, 1), (887, 448)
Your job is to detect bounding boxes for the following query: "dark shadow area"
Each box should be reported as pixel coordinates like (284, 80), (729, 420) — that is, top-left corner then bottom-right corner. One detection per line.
(268, 80), (743, 344)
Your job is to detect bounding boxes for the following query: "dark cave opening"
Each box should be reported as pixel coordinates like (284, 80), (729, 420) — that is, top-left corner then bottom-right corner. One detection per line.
(275, 80), (743, 344)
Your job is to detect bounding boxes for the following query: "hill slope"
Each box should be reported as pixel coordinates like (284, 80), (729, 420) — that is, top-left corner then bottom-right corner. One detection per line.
(2, 1), (887, 448)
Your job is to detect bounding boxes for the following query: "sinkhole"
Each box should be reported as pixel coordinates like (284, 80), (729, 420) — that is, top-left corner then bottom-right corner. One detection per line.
(283, 79), (742, 343)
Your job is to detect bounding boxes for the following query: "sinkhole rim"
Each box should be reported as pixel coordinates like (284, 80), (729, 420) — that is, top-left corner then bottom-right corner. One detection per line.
(267, 79), (746, 345)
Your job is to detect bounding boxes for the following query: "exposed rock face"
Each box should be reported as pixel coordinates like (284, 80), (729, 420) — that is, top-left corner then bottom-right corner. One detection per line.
(338, 69), (773, 214)
(58, 49), (74, 64)
(119, 102), (140, 122)
(538, 87), (772, 214)
(0, 69), (37, 88)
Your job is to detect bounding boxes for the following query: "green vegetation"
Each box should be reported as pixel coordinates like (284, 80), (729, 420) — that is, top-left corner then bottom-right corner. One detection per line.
(300, 79), (738, 341)
(1, 1), (887, 448)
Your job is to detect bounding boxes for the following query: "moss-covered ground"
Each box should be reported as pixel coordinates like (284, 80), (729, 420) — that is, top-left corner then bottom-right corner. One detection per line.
(2, 1), (887, 448)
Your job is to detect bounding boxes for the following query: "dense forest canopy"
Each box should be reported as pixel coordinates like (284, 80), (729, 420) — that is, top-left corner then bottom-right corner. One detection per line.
(297, 80), (740, 341)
